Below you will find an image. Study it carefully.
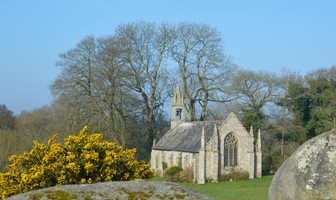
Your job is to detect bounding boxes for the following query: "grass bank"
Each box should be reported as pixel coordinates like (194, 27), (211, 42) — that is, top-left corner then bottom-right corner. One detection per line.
(152, 175), (273, 200)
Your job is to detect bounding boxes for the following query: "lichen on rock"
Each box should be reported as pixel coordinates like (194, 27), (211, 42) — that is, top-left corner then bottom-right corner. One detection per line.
(6, 180), (214, 200)
(269, 129), (336, 200)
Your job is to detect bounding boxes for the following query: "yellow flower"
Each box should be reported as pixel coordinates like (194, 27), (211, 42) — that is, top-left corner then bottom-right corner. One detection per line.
(0, 125), (154, 198)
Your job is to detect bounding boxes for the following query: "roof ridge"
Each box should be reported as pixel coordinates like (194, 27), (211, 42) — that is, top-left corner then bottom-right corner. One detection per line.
(180, 119), (225, 123)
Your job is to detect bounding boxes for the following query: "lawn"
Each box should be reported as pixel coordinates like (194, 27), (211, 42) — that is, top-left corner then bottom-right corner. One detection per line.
(151, 175), (273, 200)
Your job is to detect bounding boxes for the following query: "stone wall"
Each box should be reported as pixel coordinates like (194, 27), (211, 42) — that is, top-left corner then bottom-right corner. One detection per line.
(151, 150), (197, 179)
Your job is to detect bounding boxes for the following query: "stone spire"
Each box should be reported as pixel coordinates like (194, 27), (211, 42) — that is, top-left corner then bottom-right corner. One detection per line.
(213, 124), (218, 136)
(173, 85), (183, 104)
(171, 84), (185, 129)
(249, 126), (254, 137)
(152, 138), (156, 148)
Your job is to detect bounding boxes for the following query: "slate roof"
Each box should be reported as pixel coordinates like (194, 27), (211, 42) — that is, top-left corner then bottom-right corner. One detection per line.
(153, 120), (224, 153)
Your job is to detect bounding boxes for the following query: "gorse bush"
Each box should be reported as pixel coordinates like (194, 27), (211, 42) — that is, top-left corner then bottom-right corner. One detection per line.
(0, 126), (154, 199)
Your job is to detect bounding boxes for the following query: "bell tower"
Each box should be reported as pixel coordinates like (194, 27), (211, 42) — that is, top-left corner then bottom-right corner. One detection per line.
(171, 85), (185, 129)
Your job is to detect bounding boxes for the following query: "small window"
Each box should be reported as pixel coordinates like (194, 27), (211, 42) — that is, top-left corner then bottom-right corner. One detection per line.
(224, 133), (238, 167)
(176, 108), (182, 120)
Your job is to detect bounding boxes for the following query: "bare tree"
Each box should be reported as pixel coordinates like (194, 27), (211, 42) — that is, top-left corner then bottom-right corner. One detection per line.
(51, 36), (98, 124)
(51, 36), (129, 145)
(169, 23), (237, 121)
(231, 70), (282, 133)
(115, 22), (170, 154)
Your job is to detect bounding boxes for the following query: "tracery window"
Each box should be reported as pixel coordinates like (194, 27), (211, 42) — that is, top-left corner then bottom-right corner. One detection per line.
(224, 133), (238, 167)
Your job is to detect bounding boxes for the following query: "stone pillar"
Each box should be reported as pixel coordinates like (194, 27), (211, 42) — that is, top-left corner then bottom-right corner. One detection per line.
(157, 151), (163, 176)
(150, 139), (156, 171)
(198, 127), (206, 184)
(212, 124), (219, 182)
(256, 129), (262, 178)
(248, 151), (255, 179)
(193, 154), (198, 183)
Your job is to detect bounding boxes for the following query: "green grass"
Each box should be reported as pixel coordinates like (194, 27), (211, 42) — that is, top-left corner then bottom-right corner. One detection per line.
(151, 175), (273, 200)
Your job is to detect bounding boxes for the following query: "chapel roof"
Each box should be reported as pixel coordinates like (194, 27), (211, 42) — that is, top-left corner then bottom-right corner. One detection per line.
(153, 120), (224, 153)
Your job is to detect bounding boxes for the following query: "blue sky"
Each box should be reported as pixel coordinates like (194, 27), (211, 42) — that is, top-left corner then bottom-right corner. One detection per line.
(1, 0), (335, 114)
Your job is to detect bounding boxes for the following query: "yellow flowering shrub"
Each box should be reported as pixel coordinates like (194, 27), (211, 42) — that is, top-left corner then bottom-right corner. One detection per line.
(0, 126), (154, 199)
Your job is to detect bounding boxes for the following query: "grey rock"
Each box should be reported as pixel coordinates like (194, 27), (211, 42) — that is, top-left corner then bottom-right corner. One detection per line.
(269, 129), (336, 200)
(6, 180), (213, 200)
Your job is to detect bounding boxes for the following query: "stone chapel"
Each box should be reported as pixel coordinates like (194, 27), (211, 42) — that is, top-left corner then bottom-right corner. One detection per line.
(150, 85), (262, 184)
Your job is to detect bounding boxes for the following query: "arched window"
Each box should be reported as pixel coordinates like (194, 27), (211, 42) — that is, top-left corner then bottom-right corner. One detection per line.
(224, 133), (238, 167)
